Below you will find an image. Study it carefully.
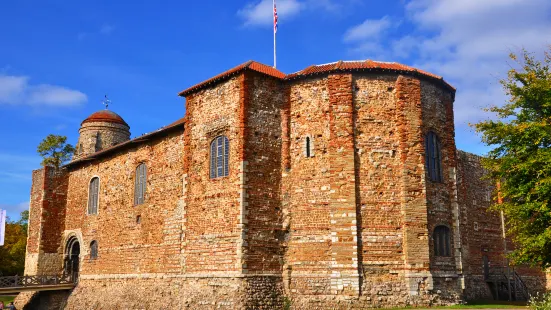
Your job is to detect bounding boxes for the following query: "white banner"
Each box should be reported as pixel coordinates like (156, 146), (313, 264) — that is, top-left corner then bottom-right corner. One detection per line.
(0, 209), (6, 246)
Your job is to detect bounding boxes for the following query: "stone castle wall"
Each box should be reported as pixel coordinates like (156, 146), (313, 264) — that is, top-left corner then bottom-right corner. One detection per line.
(456, 150), (548, 301)
(64, 129), (184, 276)
(183, 76), (244, 275)
(421, 80), (462, 300)
(18, 69), (549, 309)
(280, 73), (462, 308)
(181, 72), (285, 307)
(282, 75), (333, 297)
(24, 166), (68, 276)
(243, 71), (285, 274)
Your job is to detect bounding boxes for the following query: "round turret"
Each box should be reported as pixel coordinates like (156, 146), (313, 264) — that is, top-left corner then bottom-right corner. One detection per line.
(74, 110), (130, 159)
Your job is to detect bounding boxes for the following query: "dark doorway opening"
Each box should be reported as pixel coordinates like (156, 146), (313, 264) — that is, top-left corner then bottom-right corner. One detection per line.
(64, 236), (80, 282)
(483, 255), (489, 280)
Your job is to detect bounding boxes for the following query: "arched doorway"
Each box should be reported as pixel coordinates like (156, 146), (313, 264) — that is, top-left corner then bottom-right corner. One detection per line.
(64, 236), (80, 281)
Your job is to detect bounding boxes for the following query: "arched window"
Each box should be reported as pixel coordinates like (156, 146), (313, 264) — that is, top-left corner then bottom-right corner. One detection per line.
(425, 131), (442, 182)
(88, 177), (99, 215)
(305, 136), (313, 158)
(90, 240), (98, 260)
(433, 225), (451, 257)
(134, 163), (147, 205)
(210, 136), (229, 178)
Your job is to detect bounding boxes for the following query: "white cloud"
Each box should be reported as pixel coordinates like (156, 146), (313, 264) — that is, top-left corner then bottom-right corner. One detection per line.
(403, 0), (551, 127)
(0, 201), (29, 220)
(237, 0), (360, 26)
(100, 24), (115, 35)
(28, 85), (87, 106)
(0, 75), (27, 103)
(0, 74), (87, 107)
(345, 0), (551, 151)
(310, 0), (340, 11)
(78, 23), (115, 41)
(0, 153), (41, 183)
(343, 16), (394, 42)
(343, 16), (400, 59)
(348, 42), (386, 60)
(390, 35), (418, 59)
(308, 0), (361, 12)
(238, 0), (304, 26)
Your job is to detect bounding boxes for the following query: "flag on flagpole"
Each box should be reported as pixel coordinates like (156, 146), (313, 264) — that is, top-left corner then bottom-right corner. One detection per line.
(273, 0), (278, 68)
(273, 1), (278, 33)
(0, 209), (6, 246)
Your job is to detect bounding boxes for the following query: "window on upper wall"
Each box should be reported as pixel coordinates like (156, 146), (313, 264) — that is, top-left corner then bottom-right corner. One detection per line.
(134, 163), (147, 205)
(425, 131), (443, 182)
(88, 177), (99, 215)
(210, 136), (229, 179)
(433, 225), (451, 257)
(90, 240), (98, 260)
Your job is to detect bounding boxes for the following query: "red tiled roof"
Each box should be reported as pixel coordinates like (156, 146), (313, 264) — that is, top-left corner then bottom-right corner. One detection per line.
(66, 117), (185, 168)
(82, 110), (129, 126)
(178, 60), (455, 97)
(178, 61), (286, 96)
(286, 60), (451, 89)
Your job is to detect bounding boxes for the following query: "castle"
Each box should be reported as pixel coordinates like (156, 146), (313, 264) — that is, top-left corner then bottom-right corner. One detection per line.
(16, 60), (549, 309)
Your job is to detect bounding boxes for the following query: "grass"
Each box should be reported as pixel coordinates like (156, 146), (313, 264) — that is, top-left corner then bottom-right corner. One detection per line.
(432, 305), (526, 309)
(0, 295), (16, 304)
(387, 301), (527, 309)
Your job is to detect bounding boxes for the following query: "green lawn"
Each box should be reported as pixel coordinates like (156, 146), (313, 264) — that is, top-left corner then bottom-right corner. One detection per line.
(387, 301), (527, 309)
(0, 295), (16, 304)
(431, 305), (526, 309)
(388, 307), (525, 309)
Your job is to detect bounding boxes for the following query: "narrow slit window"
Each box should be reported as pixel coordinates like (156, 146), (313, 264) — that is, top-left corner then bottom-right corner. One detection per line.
(425, 131), (442, 182)
(88, 177), (99, 215)
(210, 136), (229, 179)
(134, 163), (147, 205)
(305, 136), (314, 158)
(90, 240), (98, 260)
(95, 132), (102, 152)
(433, 225), (451, 257)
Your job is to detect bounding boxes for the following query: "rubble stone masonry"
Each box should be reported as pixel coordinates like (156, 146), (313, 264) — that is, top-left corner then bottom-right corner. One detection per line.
(25, 167), (68, 276)
(456, 151), (548, 301)
(17, 63), (549, 310)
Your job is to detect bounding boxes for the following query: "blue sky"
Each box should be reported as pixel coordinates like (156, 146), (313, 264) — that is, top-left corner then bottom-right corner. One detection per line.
(1, 0), (550, 220)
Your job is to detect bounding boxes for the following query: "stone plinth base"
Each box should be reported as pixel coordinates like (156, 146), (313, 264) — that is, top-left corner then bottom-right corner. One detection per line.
(13, 275), (284, 310)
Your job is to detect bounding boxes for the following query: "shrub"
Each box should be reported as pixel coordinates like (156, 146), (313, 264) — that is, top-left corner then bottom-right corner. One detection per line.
(529, 291), (551, 310)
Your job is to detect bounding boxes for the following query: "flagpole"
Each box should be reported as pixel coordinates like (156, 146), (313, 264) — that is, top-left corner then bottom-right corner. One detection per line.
(273, 0), (277, 68)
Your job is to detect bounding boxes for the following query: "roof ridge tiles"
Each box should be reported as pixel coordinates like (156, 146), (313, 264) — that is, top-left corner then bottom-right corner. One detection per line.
(178, 59), (455, 96)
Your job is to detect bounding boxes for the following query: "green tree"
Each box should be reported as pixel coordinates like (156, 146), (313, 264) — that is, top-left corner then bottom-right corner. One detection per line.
(17, 210), (29, 233)
(0, 212), (28, 276)
(37, 134), (75, 168)
(473, 48), (551, 268)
